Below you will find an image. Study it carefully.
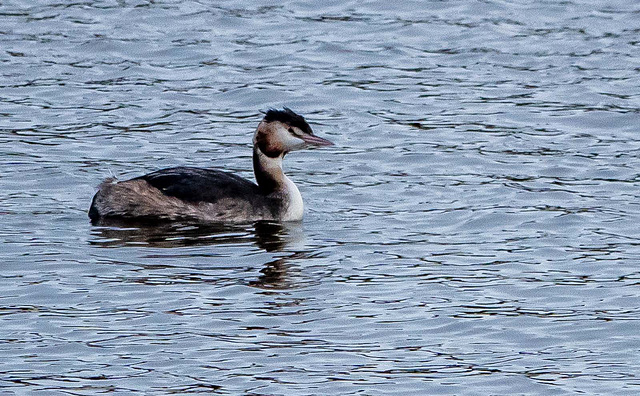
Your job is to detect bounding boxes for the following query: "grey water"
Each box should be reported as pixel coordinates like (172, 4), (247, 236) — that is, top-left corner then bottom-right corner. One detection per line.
(1, 0), (640, 394)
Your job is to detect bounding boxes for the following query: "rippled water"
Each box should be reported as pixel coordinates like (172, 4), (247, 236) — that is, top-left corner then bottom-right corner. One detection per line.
(2, 0), (640, 394)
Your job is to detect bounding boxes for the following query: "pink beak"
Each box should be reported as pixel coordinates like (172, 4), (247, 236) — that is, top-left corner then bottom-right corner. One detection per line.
(300, 133), (334, 146)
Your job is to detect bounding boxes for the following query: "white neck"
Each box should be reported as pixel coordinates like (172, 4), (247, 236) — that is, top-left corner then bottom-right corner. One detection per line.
(253, 149), (304, 221)
(281, 174), (303, 221)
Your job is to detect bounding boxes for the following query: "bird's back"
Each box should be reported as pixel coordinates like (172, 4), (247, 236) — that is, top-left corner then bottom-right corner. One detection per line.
(89, 167), (282, 223)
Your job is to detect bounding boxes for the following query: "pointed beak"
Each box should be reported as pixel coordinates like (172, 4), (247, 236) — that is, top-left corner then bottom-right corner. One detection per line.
(300, 133), (334, 147)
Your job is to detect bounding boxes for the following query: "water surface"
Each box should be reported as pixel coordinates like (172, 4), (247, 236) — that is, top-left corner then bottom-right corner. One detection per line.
(1, 1), (640, 394)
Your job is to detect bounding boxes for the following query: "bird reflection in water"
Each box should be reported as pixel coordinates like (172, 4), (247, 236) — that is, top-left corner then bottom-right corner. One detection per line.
(89, 219), (307, 289)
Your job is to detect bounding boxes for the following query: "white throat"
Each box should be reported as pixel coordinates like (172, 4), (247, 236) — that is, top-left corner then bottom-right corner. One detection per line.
(281, 174), (303, 221)
(254, 150), (304, 221)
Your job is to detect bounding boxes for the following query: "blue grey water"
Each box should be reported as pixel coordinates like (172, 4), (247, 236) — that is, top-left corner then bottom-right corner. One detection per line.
(1, 0), (639, 394)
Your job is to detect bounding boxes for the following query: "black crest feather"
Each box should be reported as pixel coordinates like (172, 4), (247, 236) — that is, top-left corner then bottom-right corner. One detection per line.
(263, 107), (313, 135)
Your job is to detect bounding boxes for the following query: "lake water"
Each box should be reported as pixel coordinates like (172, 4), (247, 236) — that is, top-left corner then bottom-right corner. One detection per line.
(1, 0), (640, 394)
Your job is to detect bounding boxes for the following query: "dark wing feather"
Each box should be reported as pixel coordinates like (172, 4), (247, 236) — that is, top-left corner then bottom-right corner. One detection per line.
(136, 167), (263, 203)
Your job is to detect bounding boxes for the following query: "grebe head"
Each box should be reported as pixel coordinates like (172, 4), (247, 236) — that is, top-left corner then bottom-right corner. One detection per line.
(253, 108), (333, 157)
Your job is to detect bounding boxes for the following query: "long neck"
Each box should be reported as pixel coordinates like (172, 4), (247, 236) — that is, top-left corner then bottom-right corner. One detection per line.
(253, 148), (286, 194)
(253, 147), (304, 221)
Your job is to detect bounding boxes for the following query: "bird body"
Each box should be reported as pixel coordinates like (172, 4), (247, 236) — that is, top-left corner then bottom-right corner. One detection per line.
(89, 108), (332, 223)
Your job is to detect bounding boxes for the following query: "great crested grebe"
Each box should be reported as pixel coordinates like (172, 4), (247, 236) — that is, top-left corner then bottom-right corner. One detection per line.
(89, 108), (333, 223)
